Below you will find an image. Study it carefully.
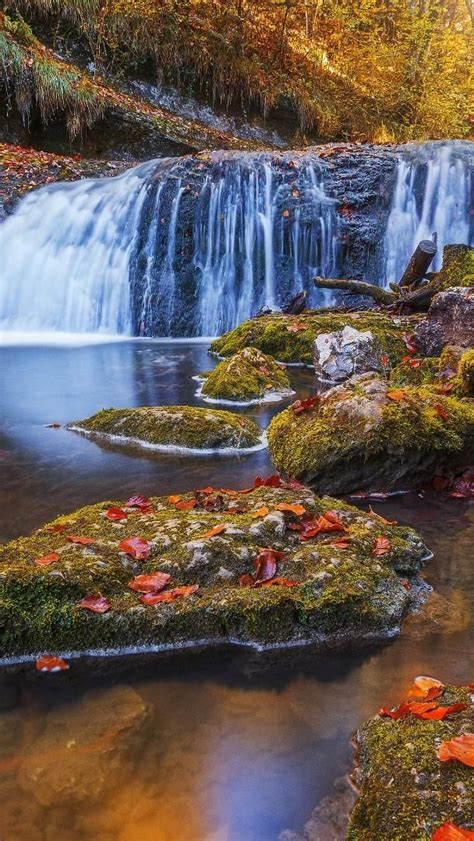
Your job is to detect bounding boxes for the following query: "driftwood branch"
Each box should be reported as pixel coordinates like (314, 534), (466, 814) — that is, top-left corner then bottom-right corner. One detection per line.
(395, 279), (441, 311)
(399, 238), (437, 288)
(314, 276), (397, 306)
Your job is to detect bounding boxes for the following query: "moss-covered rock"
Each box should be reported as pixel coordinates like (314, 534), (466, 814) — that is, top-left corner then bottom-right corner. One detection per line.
(267, 373), (474, 494)
(200, 347), (293, 403)
(69, 405), (263, 452)
(348, 683), (474, 840)
(458, 348), (474, 396)
(0, 485), (430, 658)
(436, 244), (474, 289)
(210, 311), (411, 366)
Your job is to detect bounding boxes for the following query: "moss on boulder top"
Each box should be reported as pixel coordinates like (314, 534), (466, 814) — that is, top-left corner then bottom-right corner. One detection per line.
(0, 483), (430, 658)
(348, 683), (474, 840)
(200, 347), (293, 403)
(436, 244), (474, 289)
(267, 373), (474, 494)
(69, 405), (262, 452)
(210, 311), (410, 366)
(458, 348), (474, 396)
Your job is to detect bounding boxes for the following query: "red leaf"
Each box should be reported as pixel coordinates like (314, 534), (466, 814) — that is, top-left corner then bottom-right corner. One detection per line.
(124, 494), (151, 509)
(291, 395), (320, 415)
(140, 584), (199, 605)
(66, 535), (96, 545)
(260, 577), (299, 587)
(36, 655), (69, 673)
(254, 474), (282, 488)
(119, 537), (152, 560)
(299, 512), (345, 541)
(196, 486), (215, 495)
(78, 595), (111, 613)
(432, 823), (474, 840)
(402, 332), (417, 353)
(435, 403), (449, 421)
(34, 552), (60, 566)
(400, 578), (411, 590)
(105, 507), (128, 521)
(175, 499), (197, 510)
(417, 703), (468, 720)
(275, 502), (306, 517)
(240, 548), (286, 587)
(128, 572), (171, 593)
(437, 733), (474, 766)
(373, 536), (391, 555)
(330, 536), (352, 549)
(46, 524), (67, 532)
(199, 523), (227, 539)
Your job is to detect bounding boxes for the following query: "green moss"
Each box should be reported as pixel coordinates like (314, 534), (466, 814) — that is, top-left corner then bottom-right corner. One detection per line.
(201, 347), (292, 402)
(457, 348), (474, 396)
(389, 357), (439, 387)
(210, 311), (411, 366)
(70, 405), (263, 450)
(348, 685), (474, 840)
(436, 244), (474, 290)
(267, 374), (474, 493)
(0, 486), (430, 657)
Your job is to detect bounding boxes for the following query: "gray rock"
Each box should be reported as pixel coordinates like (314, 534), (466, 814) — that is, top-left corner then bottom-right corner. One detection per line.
(279, 776), (357, 841)
(414, 286), (474, 356)
(313, 326), (383, 390)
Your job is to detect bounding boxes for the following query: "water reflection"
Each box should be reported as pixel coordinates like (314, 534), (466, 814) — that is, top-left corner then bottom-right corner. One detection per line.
(0, 341), (472, 840)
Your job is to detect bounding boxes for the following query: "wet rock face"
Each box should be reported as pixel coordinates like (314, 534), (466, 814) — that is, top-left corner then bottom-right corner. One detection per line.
(415, 286), (474, 356)
(0, 485), (430, 656)
(268, 372), (474, 494)
(313, 325), (383, 391)
(18, 686), (148, 807)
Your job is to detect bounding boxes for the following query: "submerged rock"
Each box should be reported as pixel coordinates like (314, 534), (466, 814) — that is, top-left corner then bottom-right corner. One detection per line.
(18, 685), (148, 806)
(267, 372), (474, 494)
(313, 325), (383, 391)
(280, 777), (357, 841)
(210, 311), (408, 366)
(69, 405), (263, 452)
(0, 485), (430, 657)
(415, 286), (474, 356)
(200, 347), (293, 403)
(348, 683), (474, 839)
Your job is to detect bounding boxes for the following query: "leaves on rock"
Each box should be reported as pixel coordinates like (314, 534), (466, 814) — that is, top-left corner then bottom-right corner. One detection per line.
(78, 595), (111, 613)
(251, 506), (270, 518)
(240, 548), (286, 587)
(437, 733), (474, 767)
(373, 536), (391, 555)
(34, 552), (60, 566)
(119, 537), (152, 560)
(128, 572), (171, 593)
(275, 502), (306, 517)
(175, 499), (197, 510)
(36, 655), (69, 673)
(291, 395), (320, 415)
(387, 389), (408, 402)
(140, 585), (199, 605)
(199, 523), (228, 539)
(105, 507), (128, 521)
(66, 535), (96, 545)
(299, 511), (345, 541)
(432, 824), (474, 840)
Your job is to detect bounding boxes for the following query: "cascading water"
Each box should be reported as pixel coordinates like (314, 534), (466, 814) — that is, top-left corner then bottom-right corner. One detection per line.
(0, 141), (472, 339)
(383, 142), (472, 283)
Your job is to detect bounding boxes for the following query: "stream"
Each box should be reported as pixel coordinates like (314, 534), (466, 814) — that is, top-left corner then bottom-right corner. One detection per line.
(0, 339), (472, 841)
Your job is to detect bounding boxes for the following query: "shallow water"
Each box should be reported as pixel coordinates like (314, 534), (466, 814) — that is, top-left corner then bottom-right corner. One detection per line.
(0, 340), (472, 841)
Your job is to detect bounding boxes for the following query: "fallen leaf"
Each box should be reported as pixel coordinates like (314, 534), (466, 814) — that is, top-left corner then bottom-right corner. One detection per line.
(408, 676), (444, 698)
(168, 494), (181, 504)
(78, 595), (111, 614)
(254, 474), (282, 488)
(275, 502), (306, 517)
(330, 536), (352, 548)
(373, 536), (391, 555)
(175, 499), (197, 510)
(435, 403), (449, 421)
(196, 486), (215, 495)
(291, 395), (320, 415)
(140, 584), (199, 604)
(260, 577), (299, 587)
(66, 535), (96, 545)
(199, 523), (227, 539)
(299, 511), (345, 541)
(124, 494), (151, 509)
(287, 322), (307, 333)
(432, 823), (474, 840)
(105, 507), (128, 521)
(34, 552), (60, 566)
(36, 655), (69, 673)
(402, 332), (417, 353)
(128, 572), (171, 593)
(251, 507), (270, 518)
(240, 548), (286, 587)
(387, 389), (408, 402)
(46, 524), (67, 532)
(119, 537), (152, 560)
(437, 733), (474, 767)
(418, 703), (468, 720)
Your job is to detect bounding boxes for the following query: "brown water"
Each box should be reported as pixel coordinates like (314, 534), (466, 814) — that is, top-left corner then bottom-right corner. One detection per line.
(0, 340), (472, 841)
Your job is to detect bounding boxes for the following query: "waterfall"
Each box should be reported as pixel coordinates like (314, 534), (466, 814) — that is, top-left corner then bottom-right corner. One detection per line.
(0, 142), (471, 339)
(383, 142), (472, 284)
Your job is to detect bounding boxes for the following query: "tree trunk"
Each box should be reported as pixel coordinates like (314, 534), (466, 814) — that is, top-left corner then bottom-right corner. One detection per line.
(314, 276), (397, 306)
(398, 239), (437, 288)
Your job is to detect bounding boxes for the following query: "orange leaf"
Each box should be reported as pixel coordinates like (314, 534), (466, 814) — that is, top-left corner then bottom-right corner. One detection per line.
(251, 507), (270, 519)
(199, 523), (227, 539)
(67, 535), (96, 545)
(418, 703), (467, 720)
(387, 389), (408, 403)
(437, 733), (474, 766)
(119, 537), (151, 560)
(46, 524), (67, 532)
(291, 395), (320, 415)
(128, 572), (171, 593)
(408, 676), (444, 698)
(140, 584), (198, 605)
(432, 823), (474, 840)
(78, 595), (111, 613)
(175, 499), (197, 510)
(373, 536), (391, 555)
(196, 486), (215, 495)
(168, 494), (181, 504)
(34, 552), (60, 566)
(36, 655), (69, 673)
(275, 502), (306, 517)
(260, 577), (299, 587)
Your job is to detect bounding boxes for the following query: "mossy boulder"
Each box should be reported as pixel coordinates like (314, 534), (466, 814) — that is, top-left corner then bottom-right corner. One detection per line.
(200, 347), (293, 403)
(415, 287), (474, 356)
(458, 348), (474, 396)
(0, 485), (430, 658)
(69, 405), (263, 452)
(348, 683), (474, 840)
(436, 244), (474, 289)
(210, 311), (410, 366)
(267, 373), (474, 494)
